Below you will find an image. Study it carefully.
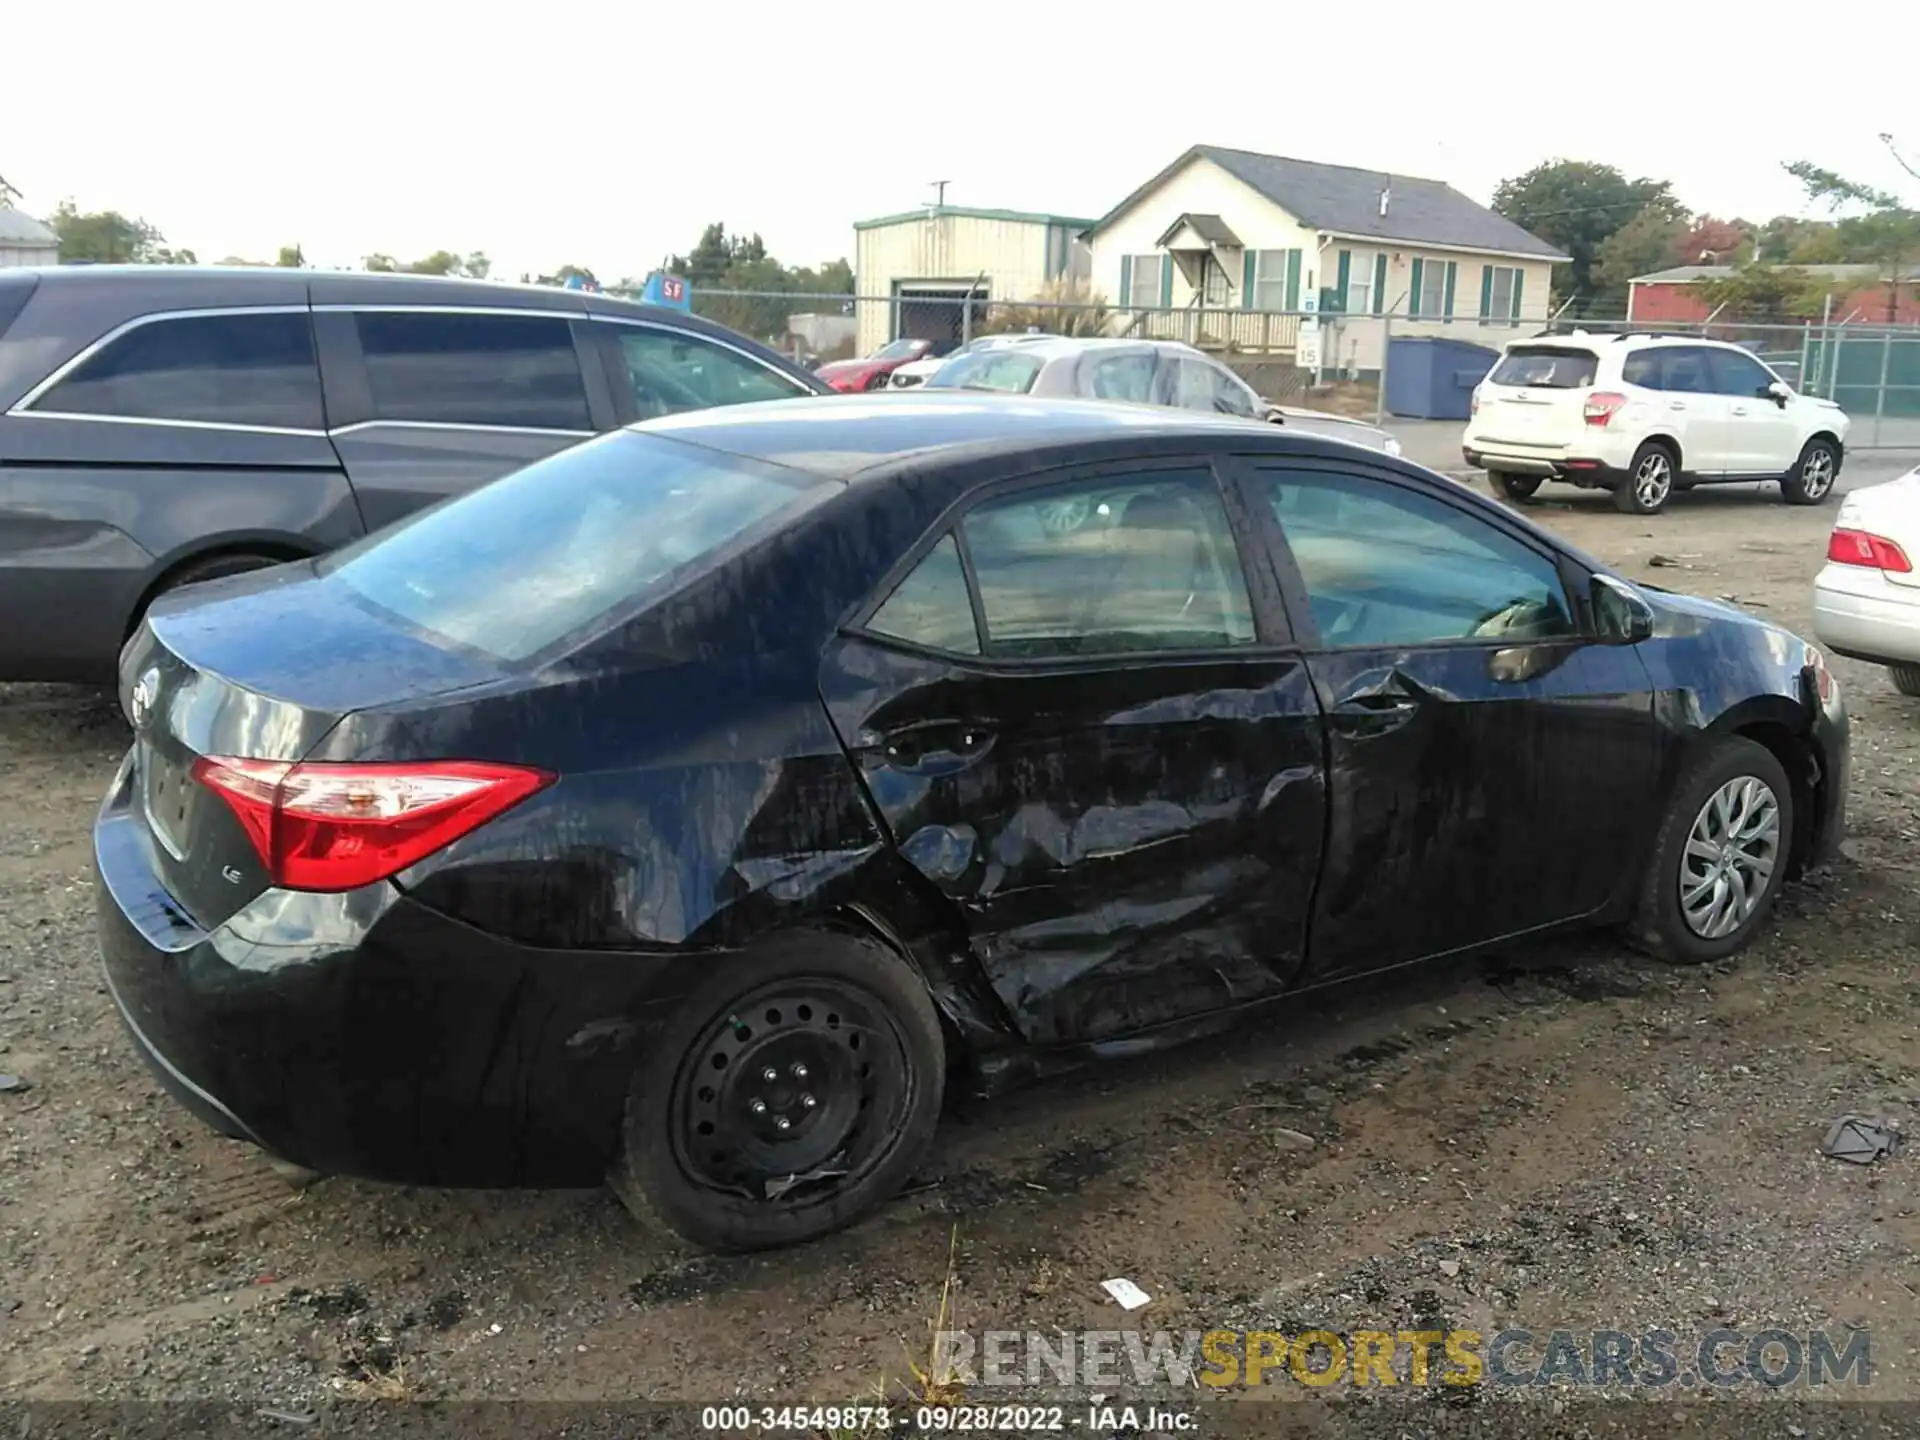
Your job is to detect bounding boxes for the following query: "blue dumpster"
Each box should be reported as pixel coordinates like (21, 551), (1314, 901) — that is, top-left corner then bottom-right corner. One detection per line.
(1384, 337), (1501, 421)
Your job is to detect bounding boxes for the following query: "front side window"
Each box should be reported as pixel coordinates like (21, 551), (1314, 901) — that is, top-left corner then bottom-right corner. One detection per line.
(34, 311), (323, 430)
(866, 534), (980, 655)
(321, 431), (823, 663)
(1258, 468), (1575, 649)
(926, 351), (1043, 394)
(958, 469), (1255, 658)
(1706, 348), (1777, 398)
(617, 327), (808, 421)
(1168, 358), (1257, 418)
(354, 311), (590, 430)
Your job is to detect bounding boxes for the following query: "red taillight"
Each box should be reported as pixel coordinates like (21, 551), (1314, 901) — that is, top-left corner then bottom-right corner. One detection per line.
(1583, 391), (1627, 427)
(191, 757), (553, 892)
(1469, 392), (1481, 417)
(1827, 527), (1913, 573)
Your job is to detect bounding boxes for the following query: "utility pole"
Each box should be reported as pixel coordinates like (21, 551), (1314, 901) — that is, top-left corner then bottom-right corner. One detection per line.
(0, 174), (17, 208)
(929, 180), (949, 209)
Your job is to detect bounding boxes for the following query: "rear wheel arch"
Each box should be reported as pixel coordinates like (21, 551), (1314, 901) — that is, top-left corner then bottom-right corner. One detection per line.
(126, 539), (317, 639)
(1640, 432), (1682, 470)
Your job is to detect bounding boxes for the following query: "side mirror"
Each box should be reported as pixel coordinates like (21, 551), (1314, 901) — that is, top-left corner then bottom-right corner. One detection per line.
(1765, 380), (1792, 406)
(1591, 573), (1655, 644)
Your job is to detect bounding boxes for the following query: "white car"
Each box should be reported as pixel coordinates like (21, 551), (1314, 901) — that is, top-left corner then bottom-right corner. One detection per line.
(922, 337), (1404, 457)
(1462, 333), (1850, 515)
(1813, 467), (1920, 695)
(889, 332), (1051, 389)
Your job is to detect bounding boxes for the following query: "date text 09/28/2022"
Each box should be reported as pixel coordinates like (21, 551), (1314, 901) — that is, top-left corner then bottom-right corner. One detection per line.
(698, 1404), (1196, 1432)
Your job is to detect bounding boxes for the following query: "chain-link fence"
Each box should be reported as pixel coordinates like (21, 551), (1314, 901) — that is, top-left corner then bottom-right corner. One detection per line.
(692, 288), (1920, 449)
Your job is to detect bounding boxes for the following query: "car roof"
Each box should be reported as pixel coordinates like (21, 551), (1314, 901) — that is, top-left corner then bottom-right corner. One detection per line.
(636, 390), (1346, 480)
(1505, 331), (1744, 354)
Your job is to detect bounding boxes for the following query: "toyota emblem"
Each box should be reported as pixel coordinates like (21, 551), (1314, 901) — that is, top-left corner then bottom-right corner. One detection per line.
(129, 668), (160, 730)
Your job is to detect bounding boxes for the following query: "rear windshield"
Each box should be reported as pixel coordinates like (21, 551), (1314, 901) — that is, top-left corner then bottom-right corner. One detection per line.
(1487, 346), (1599, 389)
(928, 350), (1044, 394)
(319, 431), (827, 663)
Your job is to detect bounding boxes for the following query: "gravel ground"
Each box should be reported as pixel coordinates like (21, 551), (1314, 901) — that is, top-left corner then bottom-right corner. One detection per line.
(4, 460), (1920, 1434)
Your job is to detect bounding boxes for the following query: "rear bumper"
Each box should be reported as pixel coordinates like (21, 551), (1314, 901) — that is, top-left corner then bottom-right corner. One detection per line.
(93, 757), (707, 1188)
(1812, 570), (1920, 666)
(1463, 446), (1629, 489)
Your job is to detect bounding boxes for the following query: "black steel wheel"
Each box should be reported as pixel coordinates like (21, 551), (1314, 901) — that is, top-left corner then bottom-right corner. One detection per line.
(1487, 471), (1543, 502)
(610, 930), (944, 1251)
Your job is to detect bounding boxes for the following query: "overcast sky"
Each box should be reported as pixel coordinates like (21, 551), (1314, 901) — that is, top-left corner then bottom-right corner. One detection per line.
(5, 0), (1908, 281)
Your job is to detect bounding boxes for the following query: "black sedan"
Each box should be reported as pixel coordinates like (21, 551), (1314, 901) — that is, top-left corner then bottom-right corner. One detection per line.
(94, 394), (1849, 1252)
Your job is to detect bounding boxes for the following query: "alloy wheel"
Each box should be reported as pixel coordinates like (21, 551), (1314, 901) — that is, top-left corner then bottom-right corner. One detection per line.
(1678, 775), (1782, 939)
(671, 978), (914, 1205)
(1634, 452), (1673, 509)
(1800, 448), (1835, 500)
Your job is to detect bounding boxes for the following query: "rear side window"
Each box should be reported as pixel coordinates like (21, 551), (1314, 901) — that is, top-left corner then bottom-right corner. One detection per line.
(1083, 352), (1156, 402)
(321, 431), (822, 663)
(1487, 347), (1598, 389)
(355, 311), (590, 430)
(33, 311), (324, 429)
(866, 534), (981, 655)
(615, 326), (808, 421)
(0, 272), (38, 343)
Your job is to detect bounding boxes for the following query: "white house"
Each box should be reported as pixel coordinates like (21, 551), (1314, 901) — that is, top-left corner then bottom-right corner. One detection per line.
(0, 209), (58, 268)
(1082, 146), (1568, 373)
(853, 205), (1096, 355)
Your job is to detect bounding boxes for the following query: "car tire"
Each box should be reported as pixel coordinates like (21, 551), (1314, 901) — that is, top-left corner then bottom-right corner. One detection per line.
(609, 929), (945, 1252)
(1780, 437), (1840, 506)
(1487, 471), (1543, 502)
(1613, 443), (1678, 515)
(1888, 663), (1920, 697)
(129, 552), (288, 640)
(1625, 737), (1795, 965)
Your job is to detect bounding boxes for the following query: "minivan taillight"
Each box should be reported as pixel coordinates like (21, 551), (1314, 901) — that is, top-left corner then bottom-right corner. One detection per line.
(1827, 527), (1914, 574)
(191, 757), (554, 892)
(1583, 392), (1627, 427)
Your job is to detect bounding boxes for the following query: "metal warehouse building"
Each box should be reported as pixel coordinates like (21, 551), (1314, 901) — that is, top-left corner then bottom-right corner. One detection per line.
(853, 205), (1095, 355)
(0, 209), (58, 268)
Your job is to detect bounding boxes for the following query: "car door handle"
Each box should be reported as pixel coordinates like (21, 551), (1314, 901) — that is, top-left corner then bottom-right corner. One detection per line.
(1669, 401), (1687, 411)
(865, 724), (994, 773)
(1337, 691), (1418, 714)
(1731, 405), (1749, 416)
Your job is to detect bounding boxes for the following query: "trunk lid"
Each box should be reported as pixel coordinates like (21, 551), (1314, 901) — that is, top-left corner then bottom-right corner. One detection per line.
(120, 565), (506, 928)
(1835, 474), (1920, 590)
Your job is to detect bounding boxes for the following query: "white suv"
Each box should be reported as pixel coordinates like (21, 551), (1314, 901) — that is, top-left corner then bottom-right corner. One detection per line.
(1461, 333), (1850, 514)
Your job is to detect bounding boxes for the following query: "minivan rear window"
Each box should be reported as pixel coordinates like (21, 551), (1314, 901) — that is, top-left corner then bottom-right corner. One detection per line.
(1487, 347), (1599, 389)
(320, 431), (827, 663)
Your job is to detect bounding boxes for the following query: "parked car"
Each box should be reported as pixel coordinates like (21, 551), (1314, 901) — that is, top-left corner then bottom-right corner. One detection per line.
(815, 338), (955, 393)
(97, 393), (1848, 1252)
(0, 266), (828, 682)
(924, 337), (1403, 456)
(1462, 332), (1850, 515)
(888, 332), (1052, 389)
(1813, 465), (1920, 694)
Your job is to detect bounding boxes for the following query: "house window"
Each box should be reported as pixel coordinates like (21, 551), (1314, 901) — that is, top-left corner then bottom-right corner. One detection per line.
(1203, 257), (1230, 307)
(1253, 250), (1291, 311)
(1126, 254), (1164, 309)
(1418, 262), (1448, 319)
(1485, 265), (1521, 324)
(1344, 257), (1372, 317)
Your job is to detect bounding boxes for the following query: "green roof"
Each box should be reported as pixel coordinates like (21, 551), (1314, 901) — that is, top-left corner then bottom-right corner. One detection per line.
(855, 205), (1099, 232)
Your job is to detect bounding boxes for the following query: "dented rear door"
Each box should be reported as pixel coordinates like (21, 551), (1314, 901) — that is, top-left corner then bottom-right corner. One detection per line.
(819, 457), (1326, 1048)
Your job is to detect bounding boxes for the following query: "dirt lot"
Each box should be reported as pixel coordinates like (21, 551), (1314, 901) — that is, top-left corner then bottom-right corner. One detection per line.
(5, 462), (1920, 1430)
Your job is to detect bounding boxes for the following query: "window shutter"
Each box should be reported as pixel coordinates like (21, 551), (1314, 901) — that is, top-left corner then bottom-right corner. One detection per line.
(1443, 262), (1457, 319)
(1160, 257), (1173, 308)
(1119, 255), (1133, 308)
(1243, 250), (1256, 310)
(1478, 265), (1494, 326)
(1336, 250), (1351, 310)
(1409, 259), (1424, 318)
(1284, 249), (1302, 311)
(1512, 269), (1525, 320)
(1371, 254), (1387, 315)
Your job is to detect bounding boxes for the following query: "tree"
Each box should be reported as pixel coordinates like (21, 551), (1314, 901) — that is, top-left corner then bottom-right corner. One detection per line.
(533, 263), (598, 288)
(1592, 205), (1687, 306)
(979, 276), (1112, 337)
(276, 244), (305, 267)
(364, 250), (489, 277)
(49, 200), (195, 264)
(1675, 215), (1754, 265)
(1785, 154), (1920, 322)
(1492, 161), (1683, 310)
(363, 253), (397, 272)
(1696, 263), (1856, 322)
